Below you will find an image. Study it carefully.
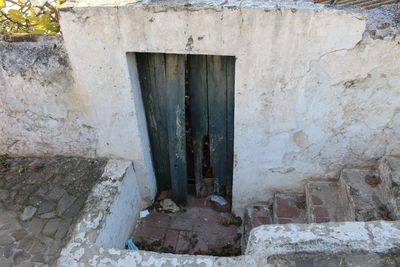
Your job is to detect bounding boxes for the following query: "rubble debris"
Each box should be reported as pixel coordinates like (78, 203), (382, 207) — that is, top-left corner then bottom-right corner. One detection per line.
(207, 195), (228, 206)
(126, 239), (139, 251)
(20, 206), (37, 221)
(219, 214), (242, 227)
(208, 194), (231, 212)
(160, 198), (180, 213)
(140, 209), (150, 218)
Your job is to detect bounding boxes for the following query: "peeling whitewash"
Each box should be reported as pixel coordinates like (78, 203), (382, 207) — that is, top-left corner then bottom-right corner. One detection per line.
(1, 0), (399, 215)
(246, 221), (400, 255)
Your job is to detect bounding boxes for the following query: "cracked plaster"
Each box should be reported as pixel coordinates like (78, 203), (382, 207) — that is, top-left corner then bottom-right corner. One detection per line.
(0, 1), (399, 215)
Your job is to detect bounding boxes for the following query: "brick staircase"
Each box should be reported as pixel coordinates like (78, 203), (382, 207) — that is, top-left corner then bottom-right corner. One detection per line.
(243, 156), (400, 248)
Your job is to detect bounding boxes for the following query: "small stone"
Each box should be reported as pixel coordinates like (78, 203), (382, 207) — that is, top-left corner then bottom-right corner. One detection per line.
(55, 219), (72, 239)
(208, 195), (230, 212)
(63, 196), (85, 218)
(29, 240), (47, 254)
(0, 235), (13, 245)
(18, 235), (35, 251)
(36, 185), (50, 196)
(37, 200), (56, 215)
(42, 218), (61, 236)
(37, 235), (54, 247)
(27, 218), (45, 235)
(160, 199), (180, 213)
(212, 201), (231, 212)
(47, 239), (62, 256)
(39, 212), (56, 219)
(11, 229), (28, 241)
(21, 206), (37, 221)
(13, 249), (30, 264)
(0, 218), (20, 232)
(31, 254), (45, 263)
(47, 187), (66, 200)
(57, 193), (76, 215)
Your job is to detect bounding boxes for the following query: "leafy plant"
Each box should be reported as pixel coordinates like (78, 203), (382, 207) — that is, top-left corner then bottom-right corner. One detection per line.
(0, 153), (9, 163)
(0, 0), (65, 35)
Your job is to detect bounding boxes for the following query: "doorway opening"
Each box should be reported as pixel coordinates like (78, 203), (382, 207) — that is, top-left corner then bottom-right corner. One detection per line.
(136, 53), (235, 205)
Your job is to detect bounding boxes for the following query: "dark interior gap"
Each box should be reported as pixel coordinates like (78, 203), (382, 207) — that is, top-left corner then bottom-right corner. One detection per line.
(184, 56), (196, 195)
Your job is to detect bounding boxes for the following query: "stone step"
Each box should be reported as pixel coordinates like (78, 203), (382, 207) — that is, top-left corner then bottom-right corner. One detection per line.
(305, 181), (353, 223)
(242, 205), (272, 252)
(379, 156), (400, 219)
(272, 192), (307, 224)
(339, 168), (392, 221)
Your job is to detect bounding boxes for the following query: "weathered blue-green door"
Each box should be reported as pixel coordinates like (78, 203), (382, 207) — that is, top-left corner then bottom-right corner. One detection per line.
(188, 55), (235, 196)
(136, 53), (235, 204)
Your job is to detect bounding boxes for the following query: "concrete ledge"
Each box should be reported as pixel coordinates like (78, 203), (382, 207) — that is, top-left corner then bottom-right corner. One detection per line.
(59, 242), (254, 267)
(246, 221), (400, 256)
(60, 159), (142, 247)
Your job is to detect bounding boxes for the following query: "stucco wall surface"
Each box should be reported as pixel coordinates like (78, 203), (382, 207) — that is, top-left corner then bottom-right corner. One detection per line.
(0, 36), (96, 157)
(58, 1), (400, 214)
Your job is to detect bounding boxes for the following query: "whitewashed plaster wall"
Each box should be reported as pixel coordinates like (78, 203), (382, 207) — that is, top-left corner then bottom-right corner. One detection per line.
(59, 0), (400, 214)
(0, 36), (96, 156)
(1, 0), (399, 215)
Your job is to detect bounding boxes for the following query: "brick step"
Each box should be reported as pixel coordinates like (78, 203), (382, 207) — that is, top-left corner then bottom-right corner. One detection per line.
(242, 205), (272, 252)
(339, 168), (391, 221)
(272, 192), (307, 224)
(305, 181), (353, 223)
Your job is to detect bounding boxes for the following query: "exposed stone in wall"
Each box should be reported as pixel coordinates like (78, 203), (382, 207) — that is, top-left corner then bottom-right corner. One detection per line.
(366, 3), (400, 39)
(0, 36), (97, 157)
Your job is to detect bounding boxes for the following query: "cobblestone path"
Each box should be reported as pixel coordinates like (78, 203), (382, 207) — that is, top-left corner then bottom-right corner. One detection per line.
(0, 156), (106, 266)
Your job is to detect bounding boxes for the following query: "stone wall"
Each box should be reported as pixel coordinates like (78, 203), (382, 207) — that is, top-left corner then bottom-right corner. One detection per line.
(0, 35), (96, 157)
(0, 35), (157, 207)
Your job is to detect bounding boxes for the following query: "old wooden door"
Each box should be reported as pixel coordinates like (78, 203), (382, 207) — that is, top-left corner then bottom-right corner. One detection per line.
(136, 53), (187, 204)
(188, 55), (235, 196)
(136, 53), (235, 204)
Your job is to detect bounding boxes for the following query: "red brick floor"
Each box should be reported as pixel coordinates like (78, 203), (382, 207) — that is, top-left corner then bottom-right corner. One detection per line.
(273, 193), (307, 224)
(131, 195), (241, 256)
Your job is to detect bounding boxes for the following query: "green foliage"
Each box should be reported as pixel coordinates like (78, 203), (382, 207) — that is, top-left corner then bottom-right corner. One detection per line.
(0, 0), (65, 35)
(0, 153), (9, 163)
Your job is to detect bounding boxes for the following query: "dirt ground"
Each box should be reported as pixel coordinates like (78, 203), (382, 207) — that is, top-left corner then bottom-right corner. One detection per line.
(132, 194), (242, 257)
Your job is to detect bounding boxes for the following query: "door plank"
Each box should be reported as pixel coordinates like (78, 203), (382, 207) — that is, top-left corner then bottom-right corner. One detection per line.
(136, 53), (170, 190)
(165, 54), (187, 204)
(188, 55), (209, 196)
(151, 54), (172, 190)
(226, 57), (235, 196)
(207, 55), (228, 194)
